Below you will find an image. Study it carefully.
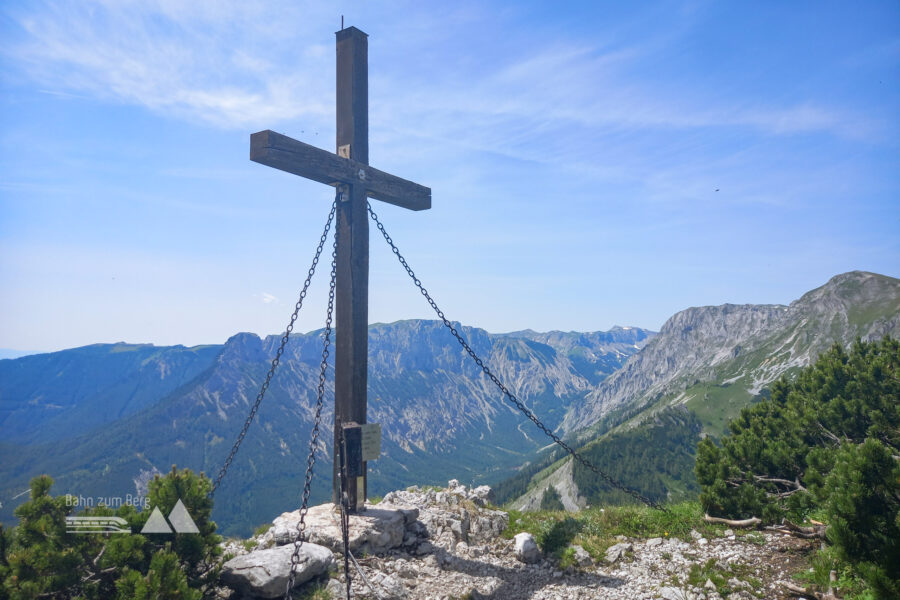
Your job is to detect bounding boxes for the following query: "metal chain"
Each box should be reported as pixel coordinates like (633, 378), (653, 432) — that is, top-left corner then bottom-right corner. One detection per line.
(211, 201), (336, 497)
(338, 439), (352, 600)
(285, 198), (339, 599)
(367, 202), (666, 512)
(327, 508), (387, 600)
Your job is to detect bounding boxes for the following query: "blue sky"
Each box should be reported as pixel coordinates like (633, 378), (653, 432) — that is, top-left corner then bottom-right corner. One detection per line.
(1, 1), (898, 352)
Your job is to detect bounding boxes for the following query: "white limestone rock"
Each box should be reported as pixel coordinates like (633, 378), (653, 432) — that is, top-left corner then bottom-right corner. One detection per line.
(379, 485), (508, 550)
(471, 485), (492, 506)
(369, 571), (409, 599)
(605, 541), (633, 564)
(272, 503), (417, 554)
(659, 586), (688, 600)
(513, 532), (541, 564)
(220, 543), (333, 599)
(571, 544), (592, 567)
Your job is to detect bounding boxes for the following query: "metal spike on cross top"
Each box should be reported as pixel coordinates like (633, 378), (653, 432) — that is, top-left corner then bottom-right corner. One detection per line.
(249, 26), (431, 512)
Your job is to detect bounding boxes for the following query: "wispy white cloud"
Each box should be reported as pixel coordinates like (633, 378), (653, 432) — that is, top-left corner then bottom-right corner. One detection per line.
(1, 0), (889, 227)
(382, 44), (875, 164)
(2, 0), (874, 147)
(259, 292), (278, 304)
(2, 0), (333, 129)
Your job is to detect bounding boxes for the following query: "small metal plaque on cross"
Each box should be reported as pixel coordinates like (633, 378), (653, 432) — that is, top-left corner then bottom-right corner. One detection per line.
(360, 423), (381, 461)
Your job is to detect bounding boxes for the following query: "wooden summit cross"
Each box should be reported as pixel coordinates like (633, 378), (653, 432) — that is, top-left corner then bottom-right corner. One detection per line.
(249, 26), (431, 513)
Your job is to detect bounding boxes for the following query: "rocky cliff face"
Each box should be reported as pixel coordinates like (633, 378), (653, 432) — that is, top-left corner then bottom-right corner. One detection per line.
(497, 327), (654, 386)
(563, 271), (900, 435)
(508, 459), (585, 512)
(182, 320), (653, 454)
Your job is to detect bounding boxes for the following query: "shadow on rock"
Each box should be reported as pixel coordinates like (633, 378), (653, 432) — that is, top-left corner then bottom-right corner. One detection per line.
(432, 547), (626, 599)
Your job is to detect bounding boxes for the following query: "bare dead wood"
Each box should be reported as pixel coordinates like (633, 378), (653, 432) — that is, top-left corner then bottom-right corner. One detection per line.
(703, 514), (761, 528)
(726, 473), (808, 499)
(765, 525), (824, 539)
(784, 519), (828, 539)
(783, 581), (826, 599)
(752, 475), (808, 498)
(783, 581), (813, 596)
(775, 489), (805, 499)
(81, 566), (116, 583)
(753, 476), (806, 489)
(774, 529), (826, 540)
(815, 420), (843, 446)
(782, 575), (838, 600)
(92, 544), (106, 568)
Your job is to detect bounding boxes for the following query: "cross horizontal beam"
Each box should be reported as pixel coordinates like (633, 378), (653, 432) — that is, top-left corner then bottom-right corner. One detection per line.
(250, 130), (431, 211)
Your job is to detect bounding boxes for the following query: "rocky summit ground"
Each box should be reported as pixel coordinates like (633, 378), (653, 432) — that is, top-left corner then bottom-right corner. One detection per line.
(217, 482), (816, 600)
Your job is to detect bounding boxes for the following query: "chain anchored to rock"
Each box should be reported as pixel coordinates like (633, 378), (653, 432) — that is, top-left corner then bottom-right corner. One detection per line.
(286, 199), (339, 599)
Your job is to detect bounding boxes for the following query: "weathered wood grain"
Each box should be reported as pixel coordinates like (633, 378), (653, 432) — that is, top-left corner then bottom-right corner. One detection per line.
(250, 130), (431, 211)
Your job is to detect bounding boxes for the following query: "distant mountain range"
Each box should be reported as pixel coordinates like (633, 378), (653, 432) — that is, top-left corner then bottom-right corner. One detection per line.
(0, 321), (652, 536)
(506, 271), (900, 511)
(2, 271), (896, 535)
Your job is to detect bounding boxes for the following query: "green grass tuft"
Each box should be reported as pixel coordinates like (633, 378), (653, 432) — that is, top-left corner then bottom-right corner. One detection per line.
(293, 580), (333, 599)
(792, 546), (877, 600)
(687, 557), (762, 597)
(504, 501), (728, 562)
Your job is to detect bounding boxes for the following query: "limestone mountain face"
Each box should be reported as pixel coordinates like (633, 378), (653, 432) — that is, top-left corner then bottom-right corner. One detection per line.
(496, 327), (655, 386)
(563, 271), (900, 438)
(0, 320), (652, 536)
(508, 458), (584, 513)
(505, 272), (899, 513)
(181, 320), (653, 455)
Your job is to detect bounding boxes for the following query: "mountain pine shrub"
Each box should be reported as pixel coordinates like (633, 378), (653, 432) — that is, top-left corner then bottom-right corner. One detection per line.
(540, 486), (565, 511)
(0, 467), (221, 599)
(695, 337), (899, 595)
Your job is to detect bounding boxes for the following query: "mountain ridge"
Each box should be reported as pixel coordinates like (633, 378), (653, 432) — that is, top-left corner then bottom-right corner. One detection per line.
(0, 320), (654, 535)
(2, 270), (897, 534)
(562, 271), (900, 436)
(505, 271), (899, 511)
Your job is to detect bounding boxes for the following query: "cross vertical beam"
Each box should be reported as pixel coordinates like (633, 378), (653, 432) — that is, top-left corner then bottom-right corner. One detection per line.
(333, 27), (369, 510)
(249, 24), (430, 515)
